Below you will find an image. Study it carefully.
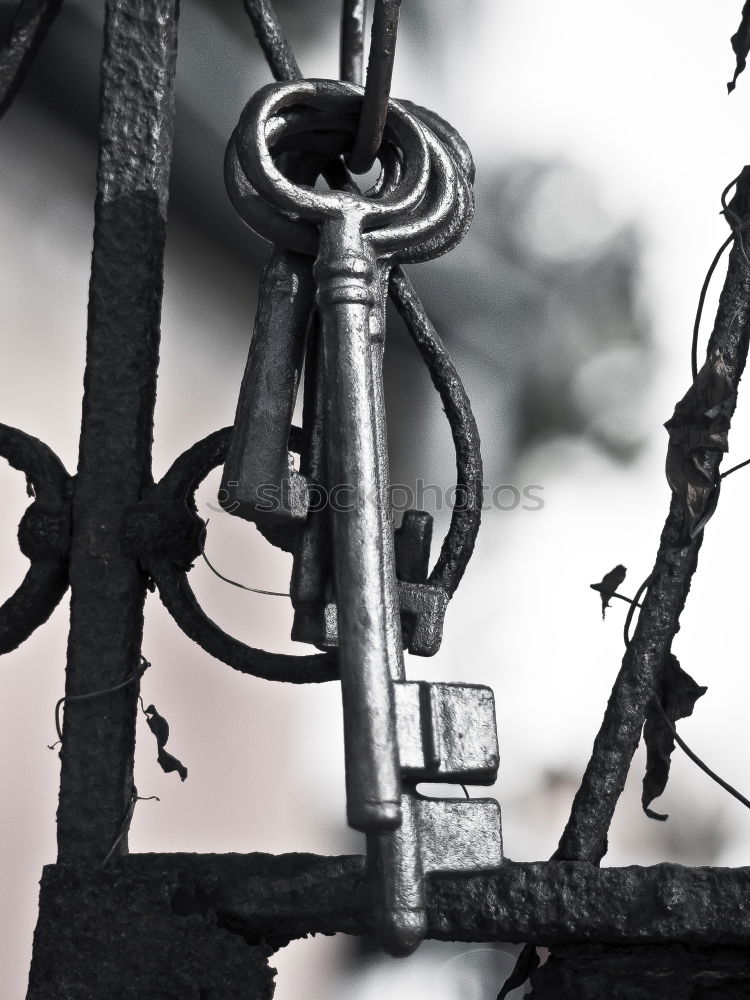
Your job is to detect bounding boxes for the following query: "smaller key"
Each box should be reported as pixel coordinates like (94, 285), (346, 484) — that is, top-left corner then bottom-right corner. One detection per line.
(290, 313), (334, 641)
(220, 247), (312, 525)
(221, 149), (337, 529)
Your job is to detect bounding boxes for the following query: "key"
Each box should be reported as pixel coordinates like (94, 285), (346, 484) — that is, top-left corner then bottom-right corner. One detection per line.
(290, 312), (335, 645)
(220, 247), (312, 526)
(221, 151), (341, 529)
(225, 78), (501, 957)
(287, 103), (476, 656)
(231, 78), (465, 834)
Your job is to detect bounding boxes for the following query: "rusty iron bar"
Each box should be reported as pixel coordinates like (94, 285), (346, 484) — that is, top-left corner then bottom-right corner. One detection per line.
(30, 853), (750, 948)
(54, 0), (180, 864)
(556, 176), (750, 866)
(0, 0), (63, 118)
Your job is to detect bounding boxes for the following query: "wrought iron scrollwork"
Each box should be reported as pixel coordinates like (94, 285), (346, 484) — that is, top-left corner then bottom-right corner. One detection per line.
(124, 427), (338, 684)
(0, 423), (72, 653)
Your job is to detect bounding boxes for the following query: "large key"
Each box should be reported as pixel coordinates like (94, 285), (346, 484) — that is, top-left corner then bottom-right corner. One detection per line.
(226, 78), (501, 955)
(286, 103), (476, 657)
(231, 79), (466, 833)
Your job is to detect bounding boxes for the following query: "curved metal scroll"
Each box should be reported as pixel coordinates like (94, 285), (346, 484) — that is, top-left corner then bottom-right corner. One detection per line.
(146, 427), (337, 684)
(0, 423), (72, 653)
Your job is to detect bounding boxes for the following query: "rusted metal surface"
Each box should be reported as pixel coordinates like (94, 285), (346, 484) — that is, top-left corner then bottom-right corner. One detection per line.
(556, 178), (750, 867)
(28, 855), (750, 949)
(0, 424), (71, 653)
(0, 0), (63, 118)
(55, 0), (180, 865)
(3, 0), (749, 994)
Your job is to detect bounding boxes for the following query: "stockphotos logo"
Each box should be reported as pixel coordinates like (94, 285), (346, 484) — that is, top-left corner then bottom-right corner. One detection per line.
(213, 480), (544, 514)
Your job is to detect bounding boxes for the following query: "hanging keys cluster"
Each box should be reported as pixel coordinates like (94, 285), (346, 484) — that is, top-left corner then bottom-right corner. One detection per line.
(221, 77), (503, 956)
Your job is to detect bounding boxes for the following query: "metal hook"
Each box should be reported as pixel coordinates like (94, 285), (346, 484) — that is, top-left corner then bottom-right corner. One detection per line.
(340, 0), (366, 85)
(347, 0), (402, 175)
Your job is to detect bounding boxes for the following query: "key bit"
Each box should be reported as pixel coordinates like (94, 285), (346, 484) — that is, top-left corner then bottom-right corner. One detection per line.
(394, 509), (432, 584)
(394, 680), (499, 784)
(368, 794), (503, 956)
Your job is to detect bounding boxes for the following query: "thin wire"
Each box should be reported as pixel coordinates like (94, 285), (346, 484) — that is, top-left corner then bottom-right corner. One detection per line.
(50, 655), (150, 746)
(100, 785), (160, 869)
(721, 456), (750, 479)
(691, 234), (734, 381)
(690, 172), (750, 380)
(653, 697), (750, 812)
(623, 572), (657, 648)
(720, 171), (750, 269)
(589, 585), (644, 611)
(199, 520), (289, 597)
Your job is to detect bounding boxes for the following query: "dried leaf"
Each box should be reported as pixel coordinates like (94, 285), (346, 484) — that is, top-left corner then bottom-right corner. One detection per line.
(664, 357), (735, 539)
(591, 564), (627, 619)
(729, 1), (750, 93)
(144, 704), (188, 782)
(157, 747), (188, 782)
(144, 704), (169, 745)
(642, 654), (706, 820)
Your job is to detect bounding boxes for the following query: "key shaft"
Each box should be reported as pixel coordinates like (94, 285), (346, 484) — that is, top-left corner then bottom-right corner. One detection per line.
(316, 214), (401, 832)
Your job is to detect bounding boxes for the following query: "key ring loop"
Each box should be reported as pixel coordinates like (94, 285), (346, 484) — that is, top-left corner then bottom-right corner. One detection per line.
(235, 78), (429, 226)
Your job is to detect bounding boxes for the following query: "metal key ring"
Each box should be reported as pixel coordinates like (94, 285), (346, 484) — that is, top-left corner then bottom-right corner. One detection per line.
(369, 113), (471, 262)
(234, 78), (430, 225)
(225, 136), (318, 255)
(225, 123), (408, 254)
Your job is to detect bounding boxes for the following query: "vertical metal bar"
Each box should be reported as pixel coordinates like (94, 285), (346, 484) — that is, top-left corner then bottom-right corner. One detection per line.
(348, 0), (401, 174)
(56, 0), (180, 864)
(340, 0), (366, 85)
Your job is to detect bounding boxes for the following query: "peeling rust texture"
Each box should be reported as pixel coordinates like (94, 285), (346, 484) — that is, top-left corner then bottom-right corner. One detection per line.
(26, 855), (750, 967)
(55, 0), (179, 864)
(27, 858), (278, 1000)
(556, 195), (750, 866)
(0, 424), (71, 653)
(528, 944), (750, 999)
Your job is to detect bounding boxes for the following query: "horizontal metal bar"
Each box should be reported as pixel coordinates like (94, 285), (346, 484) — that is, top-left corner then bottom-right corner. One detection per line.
(32, 854), (750, 948)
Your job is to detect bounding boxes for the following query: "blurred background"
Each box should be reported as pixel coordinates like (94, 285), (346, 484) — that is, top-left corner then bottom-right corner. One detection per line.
(2, 1), (750, 996)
